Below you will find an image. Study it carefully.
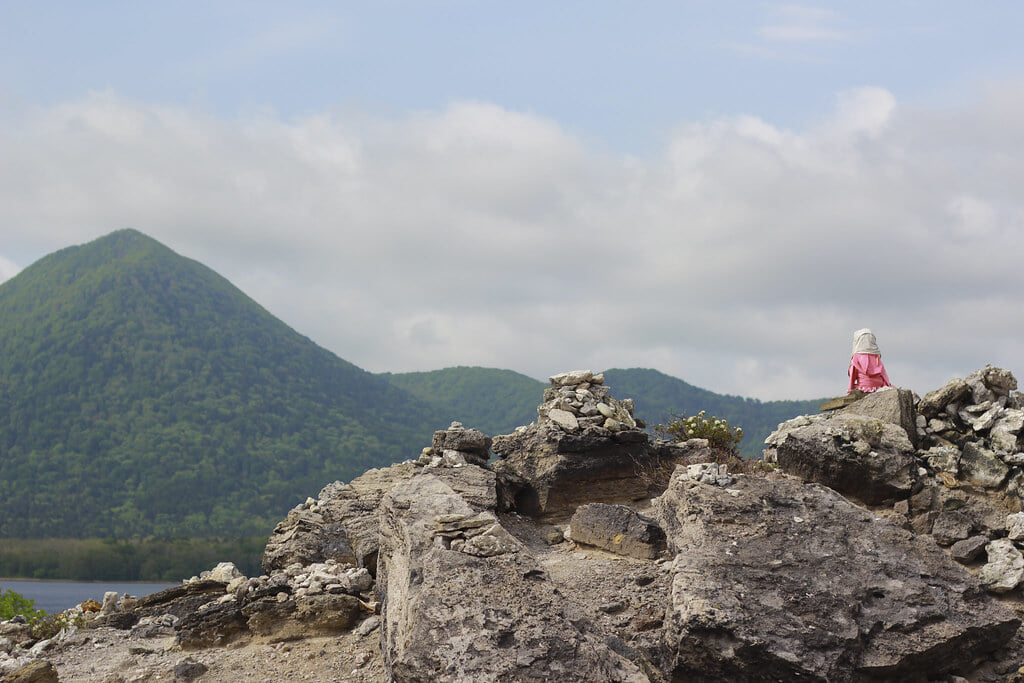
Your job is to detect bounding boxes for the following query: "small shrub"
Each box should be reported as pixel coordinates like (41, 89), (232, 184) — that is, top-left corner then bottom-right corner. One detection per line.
(654, 411), (775, 476)
(655, 411), (743, 454)
(29, 610), (85, 640)
(0, 588), (45, 622)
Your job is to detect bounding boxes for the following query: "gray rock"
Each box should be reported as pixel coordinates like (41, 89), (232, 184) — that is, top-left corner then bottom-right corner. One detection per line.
(492, 422), (661, 517)
(971, 365), (1018, 396)
(376, 473), (647, 682)
(263, 462), (497, 575)
(432, 422), (492, 466)
(838, 387), (917, 446)
(767, 412), (918, 505)
(966, 375), (997, 405)
(950, 536), (989, 564)
(990, 409), (1024, 453)
(355, 615), (380, 637)
(919, 378), (970, 418)
(923, 445), (961, 476)
(1006, 512), (1024, 541)
(549, 370), (595, 386)
(1006, 470), (1024, 503)
(980, 539), (1024, 593)
(652, 469), (1020, 681)
(931, 510), (974, 546)
(547, 408), (580, 432)
(568, 503), (666, 560)
(959, 441), (1009, 488)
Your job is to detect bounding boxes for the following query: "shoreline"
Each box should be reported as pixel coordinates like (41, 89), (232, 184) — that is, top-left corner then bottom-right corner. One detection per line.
(1, 577), (179, 584)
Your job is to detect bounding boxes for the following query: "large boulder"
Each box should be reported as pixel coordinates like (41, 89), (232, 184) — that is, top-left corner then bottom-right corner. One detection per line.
(837, 387), (917, 446)
(567, 503), (667, 560)
(376, 473), (647, 682)
(652, 469), (1020, 681)
(765, 412), (918, 505)
(492, 423), (660, 518)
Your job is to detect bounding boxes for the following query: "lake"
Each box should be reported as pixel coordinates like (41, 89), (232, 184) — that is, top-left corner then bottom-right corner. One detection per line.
(1, 579), (177, 614)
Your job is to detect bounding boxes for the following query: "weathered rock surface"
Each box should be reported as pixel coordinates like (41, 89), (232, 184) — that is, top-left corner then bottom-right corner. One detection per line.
(376, 473), (646, 682)
(492, 423), (658, 517)
(14, 367), (1024, 682)
(765, 411), (918, 505)
(567, 503), (667, 560)
(837, 387), (918, 446)
(263, 461), (497, 575)
(653, 469), (1020, 681)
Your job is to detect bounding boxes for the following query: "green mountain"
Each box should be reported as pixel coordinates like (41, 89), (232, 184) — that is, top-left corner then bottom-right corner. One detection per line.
(379, 367), (545, 437)
(0, 229), (443, 538)
(602, 368), (824, 458)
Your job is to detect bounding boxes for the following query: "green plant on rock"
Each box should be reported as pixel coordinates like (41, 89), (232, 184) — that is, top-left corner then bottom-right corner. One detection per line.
(655, 410), (743, 454)
(29, 609), (85, 640)
(653, 410), (775, 476)
(0, 588), (45, 622)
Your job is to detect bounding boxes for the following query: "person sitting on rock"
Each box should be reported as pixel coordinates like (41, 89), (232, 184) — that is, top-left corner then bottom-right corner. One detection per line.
(847, 328), (892, 394)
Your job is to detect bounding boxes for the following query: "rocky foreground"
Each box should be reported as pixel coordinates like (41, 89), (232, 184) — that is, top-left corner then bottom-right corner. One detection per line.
(5, 368), (1024, 681)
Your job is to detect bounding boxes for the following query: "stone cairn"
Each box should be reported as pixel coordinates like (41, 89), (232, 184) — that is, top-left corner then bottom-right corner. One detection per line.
(910, 365), (1024, 593)
(916, 365), (1024, 488)
(416, 421), (492, 468)
(538, 369), (645, 434)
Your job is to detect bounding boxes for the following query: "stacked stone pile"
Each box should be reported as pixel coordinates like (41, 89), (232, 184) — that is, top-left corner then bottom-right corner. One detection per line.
(917, 365), (1024, 477)
(416, 421), (492, 467)
(538, 370), (644, 435)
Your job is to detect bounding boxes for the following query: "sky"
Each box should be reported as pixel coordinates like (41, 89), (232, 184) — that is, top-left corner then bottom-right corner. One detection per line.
(2, 2), (1024, 401)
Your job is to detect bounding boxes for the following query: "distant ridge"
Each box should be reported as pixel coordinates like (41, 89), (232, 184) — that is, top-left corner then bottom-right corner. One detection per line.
(0, 229), (824, 541)
(601, 368), (823, 458)
(379, 366), (545, 436)
(379, 366), (821, 459)
(0, 229), (443, 538)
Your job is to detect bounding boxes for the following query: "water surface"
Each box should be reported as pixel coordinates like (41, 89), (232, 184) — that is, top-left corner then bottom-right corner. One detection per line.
(1, 579), (176, 614)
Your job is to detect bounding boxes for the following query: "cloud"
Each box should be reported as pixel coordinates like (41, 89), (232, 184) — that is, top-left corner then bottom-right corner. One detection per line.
(758, 5), (849, 43)
(2, 85), (1024, 401)
(0, 254), (20, 283)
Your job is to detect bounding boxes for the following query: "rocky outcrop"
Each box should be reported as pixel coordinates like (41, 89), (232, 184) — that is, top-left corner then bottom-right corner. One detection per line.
(492, 370), (700, 518)
(837, 386), (918, 446)
(376, 473), (646, 682)
(654, 467), (1020, 681)
(764, 410), (918, 505)
(264, 430), (498, 576)
(12, 367), (1024, 682)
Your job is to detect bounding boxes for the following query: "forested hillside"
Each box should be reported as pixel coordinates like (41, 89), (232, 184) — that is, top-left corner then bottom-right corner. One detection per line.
(380, 367), (544, 437)
(0, 229), (443, 538)
(0, 229), (826, 549)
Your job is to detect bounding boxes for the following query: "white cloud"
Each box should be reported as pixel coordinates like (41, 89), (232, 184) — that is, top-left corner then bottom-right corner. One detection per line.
(758, 5), (849, 43)
(0, 254), (20, 283)
(2, 85), (1024, 401)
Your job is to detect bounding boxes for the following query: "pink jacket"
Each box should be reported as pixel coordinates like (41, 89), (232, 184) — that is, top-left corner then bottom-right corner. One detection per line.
(848, 353), (892, 394)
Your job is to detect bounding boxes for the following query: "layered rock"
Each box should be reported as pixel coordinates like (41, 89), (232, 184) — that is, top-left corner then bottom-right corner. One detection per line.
(264, 440), (498, 576)
(492, 370), (694, 518)
(654, 468), (1020, 681)
(767, 366), (1024, 597)
(13, 367), (1024, 682)
(764, 409), (918, 505)
(375, 473), (647, 682)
